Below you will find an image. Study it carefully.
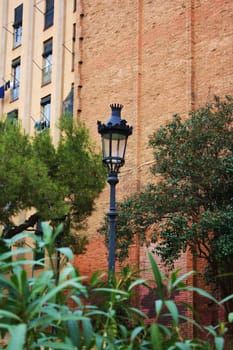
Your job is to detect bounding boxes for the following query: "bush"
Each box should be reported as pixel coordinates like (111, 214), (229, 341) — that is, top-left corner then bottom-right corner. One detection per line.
(0, 224), (232, 349)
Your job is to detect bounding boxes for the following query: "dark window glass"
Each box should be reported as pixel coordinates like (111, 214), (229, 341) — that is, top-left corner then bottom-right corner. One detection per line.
(7, 109), (18, 125)
(44, 0), (54, 29)
(13, 4), (23, 47)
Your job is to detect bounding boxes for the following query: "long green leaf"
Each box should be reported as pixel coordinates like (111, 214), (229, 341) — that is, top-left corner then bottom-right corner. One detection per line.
(155, 299), (163, 317)
(0, 310), (22, 321)
(8, 324), (26, 350)
(148, 251), (164, 298)
(82, 318), (93, 347)
(67, 319), (81, 348)
(165, 300), (179, 325)
(219, 294), (233, 305)
(128, 278), (145, 291)
(182, 286), (218, 304)
(151, 323), (163, 350)
(171, 270), (195, 288)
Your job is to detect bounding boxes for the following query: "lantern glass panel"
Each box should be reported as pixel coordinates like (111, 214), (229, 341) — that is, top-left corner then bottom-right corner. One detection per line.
(102, 132), (127, 164)
(102, 135), (110, 159)
(111, 133), (126, 162)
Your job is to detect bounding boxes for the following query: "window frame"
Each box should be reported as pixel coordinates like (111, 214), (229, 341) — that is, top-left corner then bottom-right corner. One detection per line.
(40, 94), (51, 130)
(11, 57), (21, 101)
(42, 38), (53, 85)
(13, 4), (23, 48)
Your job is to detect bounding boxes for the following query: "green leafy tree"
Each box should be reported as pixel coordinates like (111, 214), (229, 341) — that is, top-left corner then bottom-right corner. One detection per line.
(104, 96), (233, 315)
(0, 114), (106, 252)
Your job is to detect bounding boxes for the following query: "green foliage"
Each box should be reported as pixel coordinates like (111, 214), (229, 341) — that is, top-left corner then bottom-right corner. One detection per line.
(0, 115), (106, 253)
(102, 96), (233, 309)
(0, 229), (232, 349)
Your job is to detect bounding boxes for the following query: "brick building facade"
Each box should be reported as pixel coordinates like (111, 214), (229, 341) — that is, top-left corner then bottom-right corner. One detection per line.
(74, 0), (233, 336)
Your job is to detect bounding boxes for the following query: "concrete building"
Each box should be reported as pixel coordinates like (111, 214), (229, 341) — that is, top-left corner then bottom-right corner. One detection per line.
(0, 0), (76, 143)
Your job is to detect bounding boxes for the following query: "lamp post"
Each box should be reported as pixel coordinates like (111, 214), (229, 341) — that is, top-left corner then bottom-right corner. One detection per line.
(97, 104), (133, 273)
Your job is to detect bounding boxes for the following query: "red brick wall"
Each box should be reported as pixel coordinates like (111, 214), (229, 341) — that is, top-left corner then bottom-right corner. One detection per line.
(73, 0), (233, 335)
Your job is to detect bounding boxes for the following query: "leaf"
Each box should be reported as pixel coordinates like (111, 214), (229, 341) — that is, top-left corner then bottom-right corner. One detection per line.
(38, 340), (75, 349)
(172, 341), (193, 350)
(164, 300), (179, 325)
(8, 324), (26, 350)
(93, 287), (128, 296)
(67, 319), (81, 348)
(128, 278), (145, 291)
(58, 264), (77, 282)
(214, 337), (224, 350)
(57, 247), (74, 261)
(228, 312), (233, 323)
(94, 334), (104, 350)
(0, 310), (22, 322)
(155, 299), (163, 317)
(130, 326), (144, 342)
(148, 251), (164, 298)
(171, 270), (195, 289)
(182, 286), (218, 304)
(151, 324), (163, 350)
(129, 307), (148, 319)
(219, 294), (233, 305)
(82, 318), (93, 347)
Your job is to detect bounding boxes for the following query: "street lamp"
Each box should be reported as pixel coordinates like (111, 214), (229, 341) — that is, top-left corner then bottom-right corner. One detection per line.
(97, 104), (133, 272)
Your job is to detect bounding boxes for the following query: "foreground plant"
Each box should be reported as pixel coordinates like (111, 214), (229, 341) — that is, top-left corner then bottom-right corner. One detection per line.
(0, 224), (232, 349)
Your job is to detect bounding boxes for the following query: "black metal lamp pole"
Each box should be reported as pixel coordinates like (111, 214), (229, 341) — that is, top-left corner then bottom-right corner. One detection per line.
(97, 104), (132, 273)
(107, 170), (118, 271)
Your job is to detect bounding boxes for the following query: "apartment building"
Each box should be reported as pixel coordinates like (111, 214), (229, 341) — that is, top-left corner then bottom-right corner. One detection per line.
(0, 0), (77, 143)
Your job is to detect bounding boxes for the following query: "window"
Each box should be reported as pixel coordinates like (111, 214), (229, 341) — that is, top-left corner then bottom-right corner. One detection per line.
(7, 109), (18, 125)
(42, 38), (52, 85)
(11, 57), (20, 101)
(13, 4), (23, 48)
(72, 24), (76, 71)
(40, 95), (51, 130)
(44, 0), (54, 29)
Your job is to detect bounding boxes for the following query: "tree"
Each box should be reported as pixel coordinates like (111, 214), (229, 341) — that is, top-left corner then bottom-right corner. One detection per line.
(0, 114), (106, 252)
(105, 96), (233, 314)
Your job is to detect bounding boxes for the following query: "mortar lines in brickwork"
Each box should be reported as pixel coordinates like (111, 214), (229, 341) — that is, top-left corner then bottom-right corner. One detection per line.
(136, 0), (143, 193)
(76, 0), (84, 115)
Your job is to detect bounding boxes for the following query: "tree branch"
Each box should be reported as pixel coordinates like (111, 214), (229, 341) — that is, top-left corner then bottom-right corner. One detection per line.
(3, 212), (40, 239)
